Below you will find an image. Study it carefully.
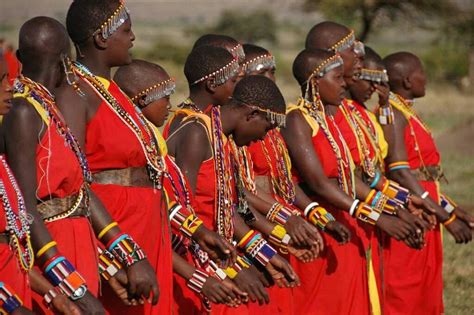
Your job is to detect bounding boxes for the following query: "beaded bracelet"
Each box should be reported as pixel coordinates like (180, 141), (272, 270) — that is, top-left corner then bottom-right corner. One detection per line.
(440, 194), (457, 214)
(244, 234), (277, 267)
(98, 246), (122, 281)
(349, 200), (360, 217)
(369, 172), (381, 188)
(378, 106), (394, 125)
(306, 205), (336, 230)
(0, 282), (23, 314)
(208, 260), (227, 281)
(43, 256), (87, 300)
(222, 255), (251, 279)
(388, 161), (410, 172)
(43, 287), (61, 307)
(107, 234), (147, 268)
(443, 213), (457, 226)
(268, 225), (291, 254)
(36, 241), (57, 259)
(266, 203), (293, 225)
(354, 202), (381, 225)
(365, 190), (398, 215)
(98, 222), (118, 240)
(381, 179), (410, 206)
(187, 269), (210, 295)
(420, 191), (430, 200)
(168, 203), (204, 238)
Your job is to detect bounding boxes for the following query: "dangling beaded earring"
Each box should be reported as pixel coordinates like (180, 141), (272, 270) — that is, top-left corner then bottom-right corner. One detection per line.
(61, 54), (84, 97)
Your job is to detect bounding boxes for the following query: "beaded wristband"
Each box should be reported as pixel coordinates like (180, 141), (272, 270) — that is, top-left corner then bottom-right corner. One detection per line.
(98, 222), (118, 240)
(208, 260), (227, 281)
(355, 202), (381, 225)
(349, 200), (360, 217)
(268, 225), (291, 254)
(0, 282), (23, 314)
(169, 203), (204, 238)
(378, 106), (394, 125)
(381, 180), (410, 206)
(388, 161), (410, 172)
(43, 287), (61, 307)
(187, 269), (209, 295)
(440, 194), (457, 214)
(266, 203), (293, 225)
(443, 213), (457, 226)
(307, 206), (336, 230)
(36, 241), (57, 259)
(222, 255), (251, 279)
(98, 246), (122, 281)
(244, 234), (277, 267)
(107, 234), (147, 268)
(369, 171), (381, 188)
(43, 256), (87, 299)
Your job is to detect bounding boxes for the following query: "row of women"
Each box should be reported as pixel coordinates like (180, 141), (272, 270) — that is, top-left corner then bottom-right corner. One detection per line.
(0, 0), (472, 314)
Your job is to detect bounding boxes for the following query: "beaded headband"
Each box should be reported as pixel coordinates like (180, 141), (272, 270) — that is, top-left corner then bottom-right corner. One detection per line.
(234, 98), (286, 128)
(230, 44), (246, 63)
(131, 77), (176, 108)
(242, 54), (276, 75)
(329, 29), (355, 53)
(93, 1), (130, 40)
(191, 57), (240, 86)
(306, 54), (344, 84)
(359, 68), (389, 84)
(354, 40), (365, 57)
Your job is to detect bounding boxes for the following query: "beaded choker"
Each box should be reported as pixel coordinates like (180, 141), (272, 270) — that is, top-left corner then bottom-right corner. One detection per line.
(179, 98), (204, 113)
(233, 97), (286, 128)
(72, 62), (166, 188)
(0, 156), (34, 272)
(242, 54), (275, 75)
(329, 29), (355, 52)
(230, 43), (246, 63)
(131, 77), (176, 108)
(359, 68), (388, 84)
(93, 1), (130, 40)
(14, 76), (93, 184)
(192, 57), (240, 86)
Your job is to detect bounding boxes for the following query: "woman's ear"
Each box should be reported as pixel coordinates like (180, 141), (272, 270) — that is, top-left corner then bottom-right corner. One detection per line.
(93, 33), (108, 50)
(205, 79), (217, 94)
(402, 76), (412, 90)
(137, 94), (147, 108)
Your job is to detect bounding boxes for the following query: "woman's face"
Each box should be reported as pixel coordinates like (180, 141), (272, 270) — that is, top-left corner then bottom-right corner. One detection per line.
(141, 96), (171, 128)
(106, 18), (135, 67)
(0, 60), (13, 115)
(317, 65), (347, 106)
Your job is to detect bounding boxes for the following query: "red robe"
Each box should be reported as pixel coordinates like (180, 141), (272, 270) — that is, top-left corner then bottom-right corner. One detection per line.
(21, 90), (99, 314)
(383, 105), (443, 315)
(85, 79), (172, 314)
(0, 156), (32, 308)
(287, 105), (371, 315)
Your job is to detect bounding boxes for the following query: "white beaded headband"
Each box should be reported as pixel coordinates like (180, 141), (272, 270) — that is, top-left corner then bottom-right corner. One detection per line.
(230, 43), (246, 63)
(191, 57), (240, 86)
(242, 54), (276, 75)
(131, 77), (176, 108)
(234, 98), (286, 128)
(329, 30), (355, 53)
(93, 1), (130, 40)
(305, 54), (344, 85)
(359, 68), (389, 84)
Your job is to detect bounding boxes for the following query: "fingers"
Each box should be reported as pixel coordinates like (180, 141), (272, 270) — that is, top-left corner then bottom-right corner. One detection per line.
(151, 281), (160, 305)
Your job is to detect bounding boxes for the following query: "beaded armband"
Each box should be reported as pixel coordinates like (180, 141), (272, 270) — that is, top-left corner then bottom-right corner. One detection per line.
(0, 282), (23, 314)
(107, 234), (146, 268)
(98, 246), (122, 281)
(378, 106), (394, 125)
(440, 194), (457, 214)
(381, 179), (410, 206)
(354, 202), (381, 225)
(187, 269), (210, 295)
(365, 190), (397, 215)
(222, 255), (252, 279)
(304, 202), (335, 230)
(238, 230), (277, 267)
(208, 260), (228, 281)
(388, 161), (410, 172)
(268, 225), (291, 254)
(169, 203), (204, 238)
(266, 203), (293, 225)
(43, 256), (87, 300)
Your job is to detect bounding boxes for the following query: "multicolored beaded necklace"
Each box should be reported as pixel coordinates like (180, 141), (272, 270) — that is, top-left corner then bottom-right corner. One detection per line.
(300, 97), (356, 197)
(211, 107), (235, 241)
(14, 76), (92, 183)
(180, 98), (203, 114)
(260, 130), (296, 204)
(72, 62), (166, 188)
(0, 156), (34, 272)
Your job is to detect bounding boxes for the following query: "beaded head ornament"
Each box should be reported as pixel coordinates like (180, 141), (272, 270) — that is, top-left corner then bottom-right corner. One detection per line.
(242, 54), (276, 75)
(233, 98), (286, 128)
(92, 1), (130, 40)
(329, 29), (355, 53)
(359, 68), (389, 84)
(230, 43), (246, 63)
(353, 40), (365, 57)
(131, 77), (176, 108)
(191, 57), (240, 87)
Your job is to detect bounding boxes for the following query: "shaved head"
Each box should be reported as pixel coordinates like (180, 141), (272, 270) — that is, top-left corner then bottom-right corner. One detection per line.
(384, 52), (423, 87)
(364, 46), (383, 70)
(18, 16), (70, 72)
(293, 49), (334, 86)
(305, 21), (351, 50)
(192, 34), (239, 51)
(114, 59), (170, 99)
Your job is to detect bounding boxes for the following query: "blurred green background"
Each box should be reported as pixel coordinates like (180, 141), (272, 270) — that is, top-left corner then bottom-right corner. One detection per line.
(1, 0), (473, 313)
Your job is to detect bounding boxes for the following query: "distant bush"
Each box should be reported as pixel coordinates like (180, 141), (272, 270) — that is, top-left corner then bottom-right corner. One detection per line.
(141, 37), (191, 65)
(422, 44), (469, 83)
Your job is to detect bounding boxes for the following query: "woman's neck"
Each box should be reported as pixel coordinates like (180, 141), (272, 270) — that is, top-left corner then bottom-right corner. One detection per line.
(77, 53), (111, 80)
(189, 90), (216, 112)
(324, 103), (339, 116)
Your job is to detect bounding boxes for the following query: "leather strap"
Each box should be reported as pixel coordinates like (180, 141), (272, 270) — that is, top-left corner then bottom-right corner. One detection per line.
(93, 167), (153, 188)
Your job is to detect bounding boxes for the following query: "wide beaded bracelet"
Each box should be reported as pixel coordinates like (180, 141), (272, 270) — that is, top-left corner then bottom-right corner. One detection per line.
(365, 190), (397, 215)
(440, 194), (457, 214)
(266, 203), (293, 225)
(222, 255), (251, 279)
(304, 202), (335, 230)
(354, 202), (381, 225)
(238, 230), (277, 267)
(169, 203), (204, 238)
(43, 256), (87, 300)
(378, 106), (394, 125)
(107, 234), (146, 268)
(187, 269), (210, 295)
(381, 179), (410, 206)
(0, 282), (23, 314)
(98, 245), (122, 281)
(268, 225), (291, 254)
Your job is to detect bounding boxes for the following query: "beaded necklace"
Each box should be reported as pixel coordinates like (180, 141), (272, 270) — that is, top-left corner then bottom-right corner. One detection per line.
(180, 98), (203, 114)
(300, 97), (356, 197)
(339, 100), (377, 177)
(14, 76), (92, 183)
(72, 62), (165, 188)
(0, 156), (34, 272)
(260, 130), (296, 204)
(211, 107), (235, 241)
(164, 158), (192, 213)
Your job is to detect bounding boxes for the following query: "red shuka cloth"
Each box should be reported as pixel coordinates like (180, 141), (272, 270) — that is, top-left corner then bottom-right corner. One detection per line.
(383, 113), (443, 315)
(86, 80), (172, 315)
(0, 157), (32, 308)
